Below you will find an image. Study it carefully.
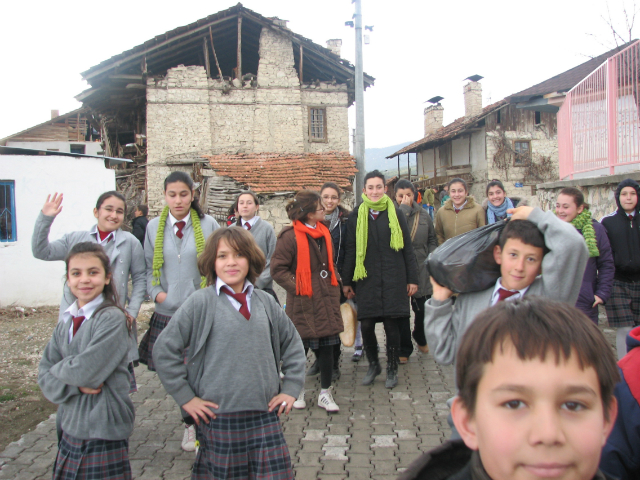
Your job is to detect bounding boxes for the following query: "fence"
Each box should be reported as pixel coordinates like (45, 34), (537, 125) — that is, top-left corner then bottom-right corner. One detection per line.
(558, 40), (640, 179)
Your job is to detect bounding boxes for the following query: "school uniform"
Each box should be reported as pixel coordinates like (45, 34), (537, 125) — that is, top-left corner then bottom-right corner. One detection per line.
(32, 212), (146, 366)
(152, 282), (305, 480)
(241, 216), (278, 293)
(38, 296), (135, 480)
(138, 212), (219, 371)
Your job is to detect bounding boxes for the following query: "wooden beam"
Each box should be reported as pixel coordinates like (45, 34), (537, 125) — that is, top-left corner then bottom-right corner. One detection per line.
(299, 45), (304, 84)
(236, 15), (242, 79)
(203, 37), (211, 77)
(108, 74), (143, 81)
(77, 112), (81, 142)
(209, 26), (223, 79)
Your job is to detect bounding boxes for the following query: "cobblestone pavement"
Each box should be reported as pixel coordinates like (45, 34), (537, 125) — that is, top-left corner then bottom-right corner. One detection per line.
(0, 317), (617, 480)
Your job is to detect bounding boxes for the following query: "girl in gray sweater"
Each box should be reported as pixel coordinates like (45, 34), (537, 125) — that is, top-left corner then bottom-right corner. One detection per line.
(39, 242), (135, 480)
(153, 227), (305, 480)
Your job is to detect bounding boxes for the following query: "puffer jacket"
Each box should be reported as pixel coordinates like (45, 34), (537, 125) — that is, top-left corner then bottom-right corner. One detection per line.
(434, 196), (486, 245)
(398, 202), (438, 298)
(270, 226), (343, 340)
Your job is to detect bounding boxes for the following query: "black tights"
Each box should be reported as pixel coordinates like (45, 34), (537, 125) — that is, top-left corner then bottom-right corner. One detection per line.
(360, 317), (402, 351)
(305, 345), (334, 389)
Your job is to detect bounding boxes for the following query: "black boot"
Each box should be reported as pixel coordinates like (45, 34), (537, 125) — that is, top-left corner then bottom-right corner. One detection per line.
(385, 346), (399, 389)
(362, 346), (382, 385)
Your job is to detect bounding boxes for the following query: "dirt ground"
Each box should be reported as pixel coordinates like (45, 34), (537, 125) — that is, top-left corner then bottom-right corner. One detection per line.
(0, 302), (154, 452)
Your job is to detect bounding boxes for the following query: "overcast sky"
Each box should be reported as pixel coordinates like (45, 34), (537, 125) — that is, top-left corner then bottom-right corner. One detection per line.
(1, 0), (637, 149)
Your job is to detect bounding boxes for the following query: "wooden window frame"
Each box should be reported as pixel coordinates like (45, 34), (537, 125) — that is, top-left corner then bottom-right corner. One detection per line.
(70, 144), (86, 154)
(513, 140), (531, 166)
(308, 107), (328, 143)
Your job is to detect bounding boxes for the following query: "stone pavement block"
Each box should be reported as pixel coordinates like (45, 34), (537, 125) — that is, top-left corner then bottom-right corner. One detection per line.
(322, 447), (349, 460)
(321, 459), (347, 473)
(10, 450), (46, 465)
(318, 475), (346, 480)
(397, 453), (422, 466)
(0, 444), (25, 459)
(327, 423), (350, 434)
(347, 442), (373, 454)
(300, 442), (326, 453)
(416, 423), (440, 434)
(302, 429), (326, 441)
(370, 460), (400, 474)
(13, 470), (41, 480)
(0, 464), (24, 479)
(372, 448), (397, 460)
(395, 441), (421, 454)
(420, 434), (444, 447)
(296, 452), (322, 466)
(345, 453), (371, 467)
(294, 466), (321, 480)
(345, 466), (374, 480)
(372, 473), (401, 480)
(372, 424), (396, 434)
(371, 435), (397, 448)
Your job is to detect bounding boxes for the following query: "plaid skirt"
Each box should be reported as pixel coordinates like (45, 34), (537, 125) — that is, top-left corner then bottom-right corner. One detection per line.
(605, 279), (640, 327)
(138, 312), (172, 371)
(192, 411), (293, 480)
(53, 432), (131, 480)
(303, 333), (341, 350)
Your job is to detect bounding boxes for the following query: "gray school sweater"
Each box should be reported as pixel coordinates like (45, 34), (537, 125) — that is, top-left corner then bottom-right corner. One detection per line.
(152, 288), (305, 415)
(425, 208), (589, 367)
(249, 217), (277, 290)
(32, 212), (146, 362)
(38, 306), (135, 441)
(145, 214), (220, 316)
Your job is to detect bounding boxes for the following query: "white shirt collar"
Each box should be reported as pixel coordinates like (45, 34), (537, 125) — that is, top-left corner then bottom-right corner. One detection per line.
(242, 216), (259, 228)
(168, 211), (191, 227)
(89, 224), (116, 244)
(215, 277), (253, 296)
(453, 200), (468, 211)
(304, 222), (317, 229)
(63, 294), (105, 323)
(490, 278), (530, 306)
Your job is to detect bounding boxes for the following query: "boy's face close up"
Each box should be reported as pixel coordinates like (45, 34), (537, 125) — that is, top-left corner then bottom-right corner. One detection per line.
(494, 238), (543, 291)
(452, 342), (616, 480)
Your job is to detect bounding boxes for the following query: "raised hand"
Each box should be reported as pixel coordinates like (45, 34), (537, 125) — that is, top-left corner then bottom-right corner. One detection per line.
(42, 193), (63, 217)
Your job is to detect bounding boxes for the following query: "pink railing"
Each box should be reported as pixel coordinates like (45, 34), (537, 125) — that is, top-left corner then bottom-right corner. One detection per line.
(559, 40), (640, 179)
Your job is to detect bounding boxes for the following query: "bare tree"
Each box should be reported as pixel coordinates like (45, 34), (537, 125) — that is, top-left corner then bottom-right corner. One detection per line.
(586, 0), (639, 55)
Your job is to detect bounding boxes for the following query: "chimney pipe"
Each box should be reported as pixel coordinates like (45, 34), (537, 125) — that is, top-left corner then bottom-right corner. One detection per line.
(326, 39), (342, 57)
(424, 104), (444, 137)
(51, 109), (59, 119)
(463, 81), (482, 118)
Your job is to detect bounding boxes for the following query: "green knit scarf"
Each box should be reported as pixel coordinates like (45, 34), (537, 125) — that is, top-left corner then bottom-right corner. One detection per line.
(353, 193), (404, 281)
(152, 206), (207, 288)
(571, 209), (599, 257)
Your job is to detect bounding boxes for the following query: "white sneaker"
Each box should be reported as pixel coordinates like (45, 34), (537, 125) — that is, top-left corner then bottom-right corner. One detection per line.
(181, 424), (196, 452)
(318, 387), (339, 413)
(293, 389), (306, 409)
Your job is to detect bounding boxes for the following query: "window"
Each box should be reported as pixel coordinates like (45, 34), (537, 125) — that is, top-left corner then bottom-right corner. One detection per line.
(70, 144), (86, 154)
(0, 181), (17, 242)
(496, 110), (501, 124)
(534, 111), (541, 125)
(309, 107), (327, 142)
(514, 141), (531, 165)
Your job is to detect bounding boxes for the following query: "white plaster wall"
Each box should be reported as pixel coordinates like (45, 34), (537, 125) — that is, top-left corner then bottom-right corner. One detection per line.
(7, 141), (103, 155)
(470, 130), (486, 170)
(0, 156), (115, 307)
(452, 137), (470, 166)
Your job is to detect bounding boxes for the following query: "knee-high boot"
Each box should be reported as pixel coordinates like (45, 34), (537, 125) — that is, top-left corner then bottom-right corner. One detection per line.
(362, 346), (382, 385)
(385, 346), (398, 389)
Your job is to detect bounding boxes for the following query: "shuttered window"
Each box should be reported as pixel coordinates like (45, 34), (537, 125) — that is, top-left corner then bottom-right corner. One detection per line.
(0, 181), (17, 242)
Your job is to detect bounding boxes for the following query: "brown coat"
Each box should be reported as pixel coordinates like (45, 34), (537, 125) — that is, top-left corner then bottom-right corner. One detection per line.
(434, 196), (486, 245)
(270, 226), (343, 341)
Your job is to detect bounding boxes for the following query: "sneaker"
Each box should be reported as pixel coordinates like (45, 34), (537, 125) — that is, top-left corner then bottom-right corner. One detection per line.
(293, 389), (306, 409)
(351, 346), (363, 362)
(317, 387), (339, 413)
(181, 425), (196, 452)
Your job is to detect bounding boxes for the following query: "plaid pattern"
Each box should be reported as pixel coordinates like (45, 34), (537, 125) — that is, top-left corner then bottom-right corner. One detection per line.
(303, 333), (341, 350)
(127, 362), (137, 394)
(192, 411), (293, 480)
(138, 312), (172, 371)
(605, 279), (640, 328)
(53, 432), (131, 480)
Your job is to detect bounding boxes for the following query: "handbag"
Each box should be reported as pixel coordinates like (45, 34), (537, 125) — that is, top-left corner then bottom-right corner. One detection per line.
(339, 300), (357, 347)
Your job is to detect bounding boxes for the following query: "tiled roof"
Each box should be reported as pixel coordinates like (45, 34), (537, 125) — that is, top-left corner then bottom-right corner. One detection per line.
(388, 100), (508, 157)
(205, 152), (357, 194)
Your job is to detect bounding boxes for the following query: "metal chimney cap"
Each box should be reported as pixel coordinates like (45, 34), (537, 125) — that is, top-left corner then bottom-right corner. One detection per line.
(425, 96), (444, 104)
(464, 75), (484, 82)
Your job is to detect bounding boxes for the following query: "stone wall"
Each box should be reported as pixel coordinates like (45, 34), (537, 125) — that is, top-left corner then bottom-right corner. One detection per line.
(145, 26), (351, 211)
(536, 172), (640, 220)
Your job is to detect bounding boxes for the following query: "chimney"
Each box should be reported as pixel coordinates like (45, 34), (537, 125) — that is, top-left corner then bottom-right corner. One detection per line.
(463, 81), (482, 118)
(326, 39), (342, 57)
(424, 104), (444, 136)
(270, 17), (289, 28)
(51, 109), (59, 119)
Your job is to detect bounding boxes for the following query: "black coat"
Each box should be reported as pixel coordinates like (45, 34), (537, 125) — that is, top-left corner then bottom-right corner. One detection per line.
(324, 206), (350, 276)
(342, 205), (419, 320)
(131, 216), (149, 246)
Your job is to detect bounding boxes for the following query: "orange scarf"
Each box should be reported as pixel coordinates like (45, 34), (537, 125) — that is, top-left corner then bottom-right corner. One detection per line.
(292, 220), (338, 297)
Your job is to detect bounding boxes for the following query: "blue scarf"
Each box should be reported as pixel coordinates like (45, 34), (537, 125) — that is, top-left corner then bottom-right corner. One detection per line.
(487, 197), (514, 224)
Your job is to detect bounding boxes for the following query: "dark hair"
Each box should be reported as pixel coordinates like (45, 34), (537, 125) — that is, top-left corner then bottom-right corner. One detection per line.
(96, 191), (126, 214)
(321, 182), (343, 197)
(64, 242), (130, 329)
(285, 190), (322, 223)
(364, 170), (386, 186)
(498, 219), (546, 252)
(456, 297), (619, 419)
(559, 187), (590, 210)
(233, 191), (260, 225)
(486, 180), (506, 196)
(395, 179), (417, 197)
(136, 204), (149, 216)
(448, 178), (468, 192)
(197, 227), (266, 286)
(163, 171), (205, 219)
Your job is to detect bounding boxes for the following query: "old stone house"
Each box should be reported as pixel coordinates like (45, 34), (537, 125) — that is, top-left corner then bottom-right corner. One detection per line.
(76, 3), (373, 228)
(389, 42), (634, 203)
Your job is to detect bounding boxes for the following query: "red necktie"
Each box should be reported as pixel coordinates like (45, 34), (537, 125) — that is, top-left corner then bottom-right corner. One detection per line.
(72, 316), (86, 336)
(497, 288), (518, 302)
(221, 286), (251, 320)
(175, 221), (186, 239)
(370, 211), (379, 220)
(629, 214), (634, 223)
(245, 223), (252, 231)
(454, 207), (462, 214)
(97, 229), (112, 243)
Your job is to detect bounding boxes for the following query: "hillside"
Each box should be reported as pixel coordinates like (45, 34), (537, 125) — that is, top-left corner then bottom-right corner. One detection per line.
(365, 142), (414, 172)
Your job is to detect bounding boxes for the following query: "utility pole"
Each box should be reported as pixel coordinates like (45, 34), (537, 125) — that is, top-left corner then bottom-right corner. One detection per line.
(353, 0), (365, 196)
